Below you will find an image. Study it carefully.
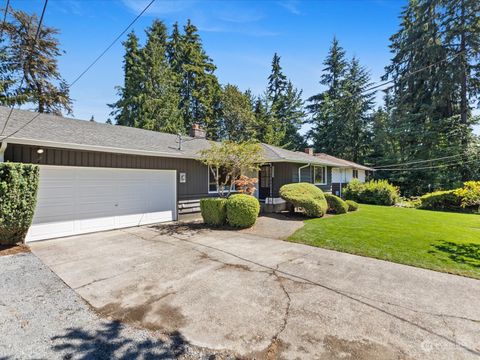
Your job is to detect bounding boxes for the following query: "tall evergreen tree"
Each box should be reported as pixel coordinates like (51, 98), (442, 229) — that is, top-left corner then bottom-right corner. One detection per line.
(109, 31), (142, 127)
(0, 8), (71, 114)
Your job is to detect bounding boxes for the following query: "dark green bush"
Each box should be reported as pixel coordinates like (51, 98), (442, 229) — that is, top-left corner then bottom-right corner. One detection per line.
(0, 163), (39, 245)
(279, 182), (328, 218)
(418, 190), (463, 211)
(200, 198), (227, 226)
(226, 194), (260, 228)
(344, 179), (399, 206)
(345, 200), (359, 212)
(325, 193), (348, 214)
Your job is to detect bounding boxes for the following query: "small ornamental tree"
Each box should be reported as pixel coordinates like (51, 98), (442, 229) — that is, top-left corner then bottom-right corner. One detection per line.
(199, 141), (264, 197)
(234, 175), (258, 196)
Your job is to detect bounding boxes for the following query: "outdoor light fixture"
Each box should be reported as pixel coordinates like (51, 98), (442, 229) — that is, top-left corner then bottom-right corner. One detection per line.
(37, 148), (44, 154)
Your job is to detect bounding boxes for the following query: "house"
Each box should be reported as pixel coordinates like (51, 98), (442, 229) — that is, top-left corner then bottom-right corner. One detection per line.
(0, 107), (373, 242)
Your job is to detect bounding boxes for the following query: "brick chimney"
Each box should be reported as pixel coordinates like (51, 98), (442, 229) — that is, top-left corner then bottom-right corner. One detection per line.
(190, 123), (206, 138)
(304, 147), (314, 156)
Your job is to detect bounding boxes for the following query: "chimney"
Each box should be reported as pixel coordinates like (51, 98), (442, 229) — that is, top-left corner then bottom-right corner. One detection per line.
(304, 147), (314, 156)
(189, 123), (206, 138)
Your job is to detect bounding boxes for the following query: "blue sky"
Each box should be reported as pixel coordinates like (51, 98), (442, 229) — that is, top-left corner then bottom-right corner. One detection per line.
(15, 0), (409, 125)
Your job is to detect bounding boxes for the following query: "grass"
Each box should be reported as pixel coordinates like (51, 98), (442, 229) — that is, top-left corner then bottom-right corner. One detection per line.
(288, 204), (480, 279)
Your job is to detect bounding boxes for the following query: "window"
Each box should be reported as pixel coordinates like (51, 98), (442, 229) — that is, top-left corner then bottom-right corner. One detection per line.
(313, 166), (326, 185)
(353, 169), (358, 179)
(208, 167), (237, 193)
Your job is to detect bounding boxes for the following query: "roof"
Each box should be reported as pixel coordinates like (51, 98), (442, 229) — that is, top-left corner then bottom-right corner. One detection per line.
(314, 153), (375, 171)
(0, 106), (372, 169)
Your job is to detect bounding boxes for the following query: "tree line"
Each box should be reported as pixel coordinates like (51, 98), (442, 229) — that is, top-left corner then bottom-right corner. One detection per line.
(0, 1), (479, 195)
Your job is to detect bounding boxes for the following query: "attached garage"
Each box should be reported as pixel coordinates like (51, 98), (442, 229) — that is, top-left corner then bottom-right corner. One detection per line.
(26, 166), (177, 242)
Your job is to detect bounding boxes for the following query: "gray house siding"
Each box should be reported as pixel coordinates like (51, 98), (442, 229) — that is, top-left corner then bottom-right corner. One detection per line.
(271, 162), (332, 197)
(4, 143), (210, 202)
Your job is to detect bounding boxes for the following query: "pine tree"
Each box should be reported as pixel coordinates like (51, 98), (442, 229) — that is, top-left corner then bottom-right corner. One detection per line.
(1, 8), (71, 114)
(307, 37), (348, 156)
(218, 84), (257, 141)
(137, 20), (182, 133)
(109, 31), (142, 127)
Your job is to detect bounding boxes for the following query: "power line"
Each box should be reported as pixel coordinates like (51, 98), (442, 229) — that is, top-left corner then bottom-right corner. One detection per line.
(0, 0), (155, 142)
(0, 0), (9, 39)
(377, 156), (478, 171)
(69, 0), (155, 87)
(373, 154), (463, 169)
(0, 0), (48, 138)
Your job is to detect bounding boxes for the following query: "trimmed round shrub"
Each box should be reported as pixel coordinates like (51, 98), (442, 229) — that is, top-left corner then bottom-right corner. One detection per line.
(325, 193), (348, 214)
(226, 194), (260, 228)
(0, 163), (39, 245)
(345, 200), (359, 212)
(200, 198), (227, 226)
(279, 182), (328, 218)
(344, 179), (399, 206)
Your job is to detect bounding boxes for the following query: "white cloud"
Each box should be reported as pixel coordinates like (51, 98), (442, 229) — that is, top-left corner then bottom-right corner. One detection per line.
(278, 0), (302, 15)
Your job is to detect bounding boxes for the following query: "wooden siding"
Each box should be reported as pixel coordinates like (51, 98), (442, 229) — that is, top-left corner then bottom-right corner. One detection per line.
(4, 143), (209, 201)
(271, 162), (332, 196)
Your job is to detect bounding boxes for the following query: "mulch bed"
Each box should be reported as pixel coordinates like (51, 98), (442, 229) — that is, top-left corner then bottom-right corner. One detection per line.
(0, 244), (30, 256)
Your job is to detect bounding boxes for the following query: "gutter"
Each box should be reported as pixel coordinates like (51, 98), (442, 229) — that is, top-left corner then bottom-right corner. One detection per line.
(0, 141), (7, 162)
(298, 163), (310, 182)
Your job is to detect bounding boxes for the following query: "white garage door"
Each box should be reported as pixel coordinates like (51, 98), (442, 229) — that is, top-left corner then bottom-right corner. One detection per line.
(26, 166), (177, 242)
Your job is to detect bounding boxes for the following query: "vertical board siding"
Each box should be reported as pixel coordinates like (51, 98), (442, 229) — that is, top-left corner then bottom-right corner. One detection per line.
(4, 144), (209, 200)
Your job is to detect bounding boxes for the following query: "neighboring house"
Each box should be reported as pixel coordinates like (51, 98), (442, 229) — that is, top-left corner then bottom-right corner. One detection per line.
(0, 107), (372, 242)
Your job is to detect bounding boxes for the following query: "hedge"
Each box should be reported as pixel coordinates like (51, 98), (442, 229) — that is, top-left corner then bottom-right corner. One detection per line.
(344, 179), (399, 206)
(325, 193), (348, 214)
(0, 163), (39, 245)
(419, 189), (465, 212)
(226, 194), (260, 228)
(345, 200), (359, 212)
(200, 198), (227, 226)
(279, 182), (328, 218)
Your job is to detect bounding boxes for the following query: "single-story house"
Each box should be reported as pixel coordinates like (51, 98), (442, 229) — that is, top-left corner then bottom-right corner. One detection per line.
(0, 107), (373, 242)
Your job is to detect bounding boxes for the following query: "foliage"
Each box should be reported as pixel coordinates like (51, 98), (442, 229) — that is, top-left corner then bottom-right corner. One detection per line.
(325, 193), (349, 214)
(418, 190), (463, 211)
(0, 163), (39, 244)
(343, 179), (400, 206)
(454, 181), (480, 209)
(226, 194), (260, 228)
(199, 141), (264, 197)
(289, 204), (480, 279)
(0, 7), (71, 114)
(234, 175), (257, 196)
(279, 183), (328, 218)
(307, 37), (375, 163)
(345, 200), (359, 212)
(200, 198), (227, 226)
(218, 84), (257, 141)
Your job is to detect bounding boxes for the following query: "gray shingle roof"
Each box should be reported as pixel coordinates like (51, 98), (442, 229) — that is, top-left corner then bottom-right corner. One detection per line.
(0, 106), (370, 169)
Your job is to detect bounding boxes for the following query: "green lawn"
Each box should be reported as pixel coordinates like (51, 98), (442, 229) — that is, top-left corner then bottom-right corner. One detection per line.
(288, 204), (480, 279)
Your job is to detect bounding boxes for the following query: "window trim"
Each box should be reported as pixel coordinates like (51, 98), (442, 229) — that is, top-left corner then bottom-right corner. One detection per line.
(207, 166), (237, 194)
(352, 169), (359, 179)
(313, 165), (327, 185)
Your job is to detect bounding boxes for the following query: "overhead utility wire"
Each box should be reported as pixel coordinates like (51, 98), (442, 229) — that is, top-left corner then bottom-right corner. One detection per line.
(0, 0), (48, 138)
(0, 0), (156, 142)
(374, 154), (464, 169)
(377, 156), (478, 171)
(69, 0), (155, 87)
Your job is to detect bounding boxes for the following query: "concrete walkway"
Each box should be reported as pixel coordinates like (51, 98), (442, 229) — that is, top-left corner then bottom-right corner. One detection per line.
(31, 224), (480, 359)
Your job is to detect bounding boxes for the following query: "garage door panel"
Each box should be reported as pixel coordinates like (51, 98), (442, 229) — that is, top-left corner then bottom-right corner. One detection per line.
(26, 166), (177, 242)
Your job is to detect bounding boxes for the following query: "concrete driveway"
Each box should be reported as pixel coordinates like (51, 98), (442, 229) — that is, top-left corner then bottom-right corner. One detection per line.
(31, 223), (480, 359)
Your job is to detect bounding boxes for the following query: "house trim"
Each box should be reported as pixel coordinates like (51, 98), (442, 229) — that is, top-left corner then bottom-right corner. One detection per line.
(313, 165), (327, 185)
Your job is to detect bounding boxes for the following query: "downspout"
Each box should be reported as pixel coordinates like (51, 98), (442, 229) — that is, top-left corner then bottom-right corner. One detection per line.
(0, 141), (7, 162)
(298, 163), (310, 183)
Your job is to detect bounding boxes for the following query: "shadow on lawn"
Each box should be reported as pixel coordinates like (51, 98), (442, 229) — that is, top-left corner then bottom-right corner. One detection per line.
(432, 241), (480, 268)
(51, 320), (188, 360)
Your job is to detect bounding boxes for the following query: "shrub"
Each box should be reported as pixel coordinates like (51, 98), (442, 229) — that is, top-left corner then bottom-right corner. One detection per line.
(226, 194), (260, 228)
(454, 181), (480, 210)
(279, 182), (328, 218)
(200, 198), (227, 226)
(418, 190), (462, 211)
(0, 163), (39, 245)
(345, 200), (359, 212)
(325, 193), (349, 214)
(344, 179), (399, 206)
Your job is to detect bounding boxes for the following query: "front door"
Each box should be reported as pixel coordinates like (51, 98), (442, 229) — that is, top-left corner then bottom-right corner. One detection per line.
(258, 165), (271, 199)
